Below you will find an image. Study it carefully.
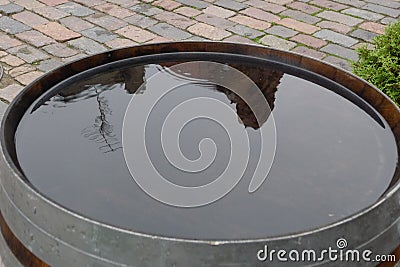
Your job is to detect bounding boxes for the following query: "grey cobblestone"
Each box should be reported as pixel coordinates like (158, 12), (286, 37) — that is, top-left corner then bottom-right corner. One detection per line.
(265, 25), (298, 38)
(57, 2), (95, 17)
(317, 10), (363, 26)
(363, 3), (400, 17)
(320, 43), (358, 61)
(324, 55), (351, 71)
(124, 14), (158, 28)
(196, 13), (236, 29)
(227, 24), (263, 39)
(259, 35), (297, 50)
(215, 0), (247, 11)
(7, 44), (49, 63)
(314, 29), (358, 47)
(149, 23), (192, 40)
(0, 4), (24, 15)
(280, 9), (321, 24)
(81, 26), (118, 42)
(342, 7), (384, 21)
(67, 37), (107, 54)
(350, 29), (378, 42)
(174, 0), (209, 8)
(36, 58), (64, 72)
(0, 16), (30, 34)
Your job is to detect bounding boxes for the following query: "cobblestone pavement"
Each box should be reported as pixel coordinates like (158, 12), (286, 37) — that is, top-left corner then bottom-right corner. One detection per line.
(0, 0), (399, 102)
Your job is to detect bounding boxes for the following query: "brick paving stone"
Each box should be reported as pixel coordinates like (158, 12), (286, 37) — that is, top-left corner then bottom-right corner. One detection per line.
(223, 34), (257, 44)
(323, 55), (351, 71)
(8, 64), (35, 77)
(15, 70), (44, 85)
(36, 58), (63, 72)
(115, 25), (157, 42)
(57, 2), (95, 17)
(15, 30), (55, 47)
(0, 84), (24, 102)
(240, 7), (280, 23)
(245, 0), (285, 13)
(196, 13), (235, 28)
(67, 37), (107, 54)
(0, 54), (24, 66)
(381, 17), (397, 25)
(215, 0), (247, 11)
(154, 0), (181, 10)
(316, 10), (362, 26)
(104, 38), (137, 49)
(0, 16), (31, 34)
(0, 0), (10, 4)
(0, 33), (22, 49)
(342, 7), (384, 21)
(0, 4), (24, 15)
(59, 16), (95, 32)
(124, 13), (157, 28)
(149, 22), (192, 39)
(321, 43), (357, 60)
(85, 13), (126, 31)
(146, 36), (172, 43)
(280, 9), (321, 24)
(316, 20), (352, 34)
(174, 0), (209, 8)
(80, 26), (117, 42)
(362, 3), (400, 17)
(259, 35), (296, 50)
(364, 0), (400, 9)
(187, 22), (231, 40)
(277, 18), (319, 34)
(266, 25), (298, 38)
(43, 43), (78, 57)
(0, 51), (7, 58)
(309, 0), (348, 11)
(12, 0), (45, 10)
(350, 28), (378, 42)
(227, 24), (263, 39)
(287, 2), (321, 14)
(35, 22), (81, 41)
(175, 6), (201, 17)
(229, 14), (271, 30)
(330, 0), (365, 8)
(95, 3), (134, 18)
(291, 46), (326, 59)
(33, 6), (69, 20)
(314, 29), (357, 47)
(7, 45), (50, 63)
(154, 11), (195, 29)
(359, 21), (385, 34)
(12, 11), (49, 27)
(39, 0), (68, 6)
(290, 33), (327, 48)
(204, 5), (235, 18)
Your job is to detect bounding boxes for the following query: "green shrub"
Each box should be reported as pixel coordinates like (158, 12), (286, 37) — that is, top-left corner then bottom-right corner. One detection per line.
(352, 21), (400, 105)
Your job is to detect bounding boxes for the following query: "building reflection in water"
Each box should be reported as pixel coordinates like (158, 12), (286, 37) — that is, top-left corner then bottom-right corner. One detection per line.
(53, 62), (283, 153)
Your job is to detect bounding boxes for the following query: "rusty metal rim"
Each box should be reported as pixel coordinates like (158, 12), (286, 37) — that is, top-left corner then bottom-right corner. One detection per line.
(0, 42), (399, 266)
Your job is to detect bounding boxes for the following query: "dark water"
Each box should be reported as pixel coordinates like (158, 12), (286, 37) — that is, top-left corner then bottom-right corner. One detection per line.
(15, 61), (398, 240)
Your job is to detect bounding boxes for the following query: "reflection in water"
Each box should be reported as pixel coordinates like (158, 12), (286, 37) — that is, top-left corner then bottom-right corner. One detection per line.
(15, 61), (398, 240)
(56, 63), (282, 153)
